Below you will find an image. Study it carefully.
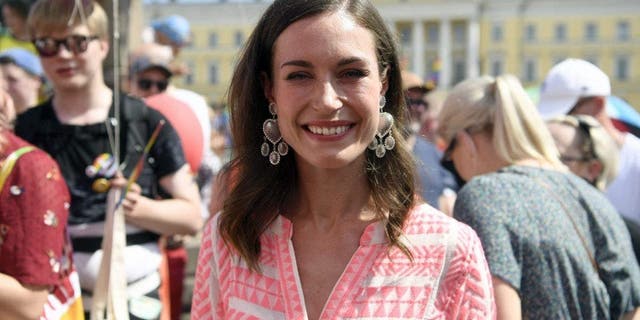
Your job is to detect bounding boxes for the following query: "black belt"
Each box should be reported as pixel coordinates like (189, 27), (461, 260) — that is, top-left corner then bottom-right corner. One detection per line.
(71, 232), (160, 252)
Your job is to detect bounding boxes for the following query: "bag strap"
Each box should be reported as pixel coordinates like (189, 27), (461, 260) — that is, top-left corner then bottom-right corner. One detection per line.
(534, 178), (599, 273)
(0, 145), (36, 192)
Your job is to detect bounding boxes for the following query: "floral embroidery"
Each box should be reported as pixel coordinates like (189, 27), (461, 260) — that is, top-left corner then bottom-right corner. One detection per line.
(48, 250), (61, 273)
(44, 210), (58, 227)
(9, 185), (22, 196)
(46, 168), (61, 180)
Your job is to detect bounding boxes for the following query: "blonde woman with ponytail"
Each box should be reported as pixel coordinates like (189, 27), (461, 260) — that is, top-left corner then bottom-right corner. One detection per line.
(438, 75), (640, 320)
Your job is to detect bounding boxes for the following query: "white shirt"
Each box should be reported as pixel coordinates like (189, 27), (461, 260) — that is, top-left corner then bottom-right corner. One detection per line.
(606, 133), (640, 224)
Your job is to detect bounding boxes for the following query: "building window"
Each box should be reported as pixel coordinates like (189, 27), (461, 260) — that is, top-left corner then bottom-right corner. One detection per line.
(427, 25), (438, 44)
(491, 59), (503, 76)
(234, 31), (244, 47)
(617, 21), (630, 41)
(454, 24), (465, 43)
(400, 27), (411, 46)
(209, 63), (219, 84)
(491, 22), (503, 42)
(524, 24), (536, 42)
(523, 58), (537, 82)
(584, 22), (598, 42)
(615, 56), (629, 81)
(453, 59), (465, 84)
(208, 32), (218, 48)
(554, 24), (566, 42)
(184, 62), (194, 85)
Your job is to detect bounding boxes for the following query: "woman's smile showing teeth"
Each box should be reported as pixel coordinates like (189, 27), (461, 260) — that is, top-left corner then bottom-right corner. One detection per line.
(307, 124), (350, 136)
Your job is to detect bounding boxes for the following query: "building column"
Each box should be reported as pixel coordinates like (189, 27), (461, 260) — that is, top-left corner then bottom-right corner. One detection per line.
(438, 19), (452, 89)
(411, 20), (425, 78)
(466, 16), (480, 79)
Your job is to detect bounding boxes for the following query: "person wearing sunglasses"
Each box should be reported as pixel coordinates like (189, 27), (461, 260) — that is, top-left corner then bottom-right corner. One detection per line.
(538, 58), (640, 243)
(128, 45), (172, 98)
(546, 115), (618, 191)
(438, 74), (640, 319)
(14, 1), (203, 318)
(547, 114), (640, 267)
(400, 70), (458, 214)
(128, 42), (223, 320)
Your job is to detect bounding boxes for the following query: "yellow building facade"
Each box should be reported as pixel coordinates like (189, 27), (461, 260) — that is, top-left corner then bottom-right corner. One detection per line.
(145, 0), (640, 109)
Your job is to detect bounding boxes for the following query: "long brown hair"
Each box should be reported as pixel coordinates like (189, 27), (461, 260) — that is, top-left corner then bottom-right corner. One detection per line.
(219, 0), (416, 271)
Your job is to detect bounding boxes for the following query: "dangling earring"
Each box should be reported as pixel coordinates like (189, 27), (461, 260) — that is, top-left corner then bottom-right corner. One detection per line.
(261, 102), (289, 165)
(368, 95), (395, 158)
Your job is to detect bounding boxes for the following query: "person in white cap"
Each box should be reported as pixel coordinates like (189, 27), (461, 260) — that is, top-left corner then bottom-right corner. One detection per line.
(538, 58), (640, 228)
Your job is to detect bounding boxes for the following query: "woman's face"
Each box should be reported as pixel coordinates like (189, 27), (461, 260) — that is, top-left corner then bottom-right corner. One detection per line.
(265, 11), (387, 170)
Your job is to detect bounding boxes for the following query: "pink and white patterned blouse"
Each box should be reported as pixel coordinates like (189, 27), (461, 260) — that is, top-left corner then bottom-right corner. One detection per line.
(192, 204), (495, 319)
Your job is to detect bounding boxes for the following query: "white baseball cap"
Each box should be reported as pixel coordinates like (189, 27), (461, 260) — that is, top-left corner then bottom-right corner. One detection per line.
(538, 58), (611, 119)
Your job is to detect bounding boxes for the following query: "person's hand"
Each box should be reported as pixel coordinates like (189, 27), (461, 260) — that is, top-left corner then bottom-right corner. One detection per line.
(110, 173), (143, 214)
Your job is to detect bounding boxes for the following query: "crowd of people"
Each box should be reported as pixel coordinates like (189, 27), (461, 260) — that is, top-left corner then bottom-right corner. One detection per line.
(0, 0), (639, 319)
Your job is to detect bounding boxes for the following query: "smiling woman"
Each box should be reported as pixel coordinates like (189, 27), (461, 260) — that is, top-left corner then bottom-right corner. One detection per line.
(191, 0), (496, 319)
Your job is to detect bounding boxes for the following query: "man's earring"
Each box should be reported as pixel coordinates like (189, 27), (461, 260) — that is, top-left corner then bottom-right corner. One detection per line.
(261, 102), (289, 165)
(368, 95), (395, 158)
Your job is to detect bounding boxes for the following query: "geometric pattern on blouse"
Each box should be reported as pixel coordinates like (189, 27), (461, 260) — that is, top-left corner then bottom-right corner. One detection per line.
(191, 204), (496, 319)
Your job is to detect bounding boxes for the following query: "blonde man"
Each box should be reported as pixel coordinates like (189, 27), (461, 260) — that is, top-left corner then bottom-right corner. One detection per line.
(15, 1), (202, 318)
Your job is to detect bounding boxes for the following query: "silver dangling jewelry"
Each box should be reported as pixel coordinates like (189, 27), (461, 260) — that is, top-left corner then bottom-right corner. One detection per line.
(261, 102), (289, 165)
(367, 95), (395, 158)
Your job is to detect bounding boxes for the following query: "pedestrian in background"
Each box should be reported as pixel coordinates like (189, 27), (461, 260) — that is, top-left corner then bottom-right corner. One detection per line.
(400, 70), (458, 213)
(547, 114), (640, 265)
(538, 58), (640, 235)
(0, 47), (44, 113)
(0, 0), (36, 52)
(16, 1), (202, 318)
(0, 77), (83, 319)
(128, 43), (209, 320)
(439, 74), (640, 319)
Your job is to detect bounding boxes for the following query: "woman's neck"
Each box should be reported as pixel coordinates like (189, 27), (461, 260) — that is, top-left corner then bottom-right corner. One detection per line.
(288, 160), (375, 232)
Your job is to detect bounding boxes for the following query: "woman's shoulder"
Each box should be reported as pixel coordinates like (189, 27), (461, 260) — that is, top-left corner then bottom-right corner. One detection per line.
(403, 204), (487, 271)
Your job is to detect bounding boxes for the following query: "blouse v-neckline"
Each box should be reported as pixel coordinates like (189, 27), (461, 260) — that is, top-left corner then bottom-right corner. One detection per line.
(272, 214), (387, 319)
